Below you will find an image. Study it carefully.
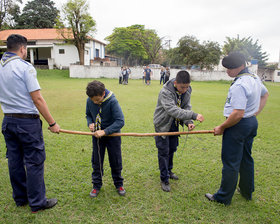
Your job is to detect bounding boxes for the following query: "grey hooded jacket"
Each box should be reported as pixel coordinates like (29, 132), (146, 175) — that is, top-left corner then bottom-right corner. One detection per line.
(153, 78), (198, 133)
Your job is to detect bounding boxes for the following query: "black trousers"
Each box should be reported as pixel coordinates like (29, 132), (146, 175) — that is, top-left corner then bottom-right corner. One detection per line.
(91, 136), (123, 189)
(155, 122), (179, 183)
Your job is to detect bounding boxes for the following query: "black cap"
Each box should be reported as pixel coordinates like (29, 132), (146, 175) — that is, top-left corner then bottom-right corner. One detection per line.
(222, 52), (246, 69)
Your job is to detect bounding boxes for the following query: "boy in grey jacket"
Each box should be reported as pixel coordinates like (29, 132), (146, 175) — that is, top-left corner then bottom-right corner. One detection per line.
(153, 70), (204, 192)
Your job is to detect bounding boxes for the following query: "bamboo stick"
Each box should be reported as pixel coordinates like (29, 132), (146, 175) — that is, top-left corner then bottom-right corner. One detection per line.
(59, 129), (214, 137)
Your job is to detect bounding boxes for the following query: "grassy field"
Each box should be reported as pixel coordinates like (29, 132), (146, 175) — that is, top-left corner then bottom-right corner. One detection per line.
(0, 70), (279, 223)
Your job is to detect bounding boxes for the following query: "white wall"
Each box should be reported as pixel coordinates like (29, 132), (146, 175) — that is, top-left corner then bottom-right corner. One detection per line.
(69, 65), (233, 81)
(274, 70), (280, 82)
(53, 44), (80, 68)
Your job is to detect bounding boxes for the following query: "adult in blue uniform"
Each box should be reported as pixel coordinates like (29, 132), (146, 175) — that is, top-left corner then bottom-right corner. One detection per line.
(0, 34), (60, 213)
(205, 52), (269, 205)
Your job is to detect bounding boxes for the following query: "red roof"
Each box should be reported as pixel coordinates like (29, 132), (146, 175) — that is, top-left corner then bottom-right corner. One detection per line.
(0, 28), (105, 45)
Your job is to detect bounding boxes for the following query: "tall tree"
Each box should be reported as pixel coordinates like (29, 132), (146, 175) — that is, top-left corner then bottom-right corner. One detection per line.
(133, 25), (163, 64)
(15, 0), (59, 28)
(176, 35), (222, 69)
(0, 0), (21, 29)
(57, 0), (96, 65)
(223, 36), (268, 67)
(105, 24), (162, 66)
(105, 26), (147, 65)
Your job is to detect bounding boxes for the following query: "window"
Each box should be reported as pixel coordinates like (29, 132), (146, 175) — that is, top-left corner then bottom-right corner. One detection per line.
(27, 41), (36, 45)
(278, 72), (280, 76)
(59, 49), (65, 54)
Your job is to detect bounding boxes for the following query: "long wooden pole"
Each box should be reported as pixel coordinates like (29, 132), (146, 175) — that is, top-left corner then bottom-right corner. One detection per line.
(59, 129), (214, 137)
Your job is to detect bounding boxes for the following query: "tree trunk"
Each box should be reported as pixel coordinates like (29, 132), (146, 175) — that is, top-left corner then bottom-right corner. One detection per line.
(76, 42), (85, 65)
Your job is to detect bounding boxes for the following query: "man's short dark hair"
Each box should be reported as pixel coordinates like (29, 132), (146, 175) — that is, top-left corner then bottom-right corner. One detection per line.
(7, 34), (27, 52)
(176, 70), (191, 84)
(86, 80), (105, 97)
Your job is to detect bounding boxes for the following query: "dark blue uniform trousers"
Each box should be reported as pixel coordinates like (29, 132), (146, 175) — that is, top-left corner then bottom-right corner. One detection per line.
(2, 117), (47, 211)
(91, 136), (123, 190)
(155, 122), (179, 183)
(214, 116), (258, 205)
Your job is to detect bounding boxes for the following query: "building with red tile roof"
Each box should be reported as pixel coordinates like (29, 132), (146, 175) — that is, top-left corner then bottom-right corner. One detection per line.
(0, 28), (106, 68)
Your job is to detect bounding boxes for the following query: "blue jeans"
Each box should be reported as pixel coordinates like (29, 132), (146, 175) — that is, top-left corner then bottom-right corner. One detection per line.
(214, 116), (258, 205)
(2, 116), (47, 211)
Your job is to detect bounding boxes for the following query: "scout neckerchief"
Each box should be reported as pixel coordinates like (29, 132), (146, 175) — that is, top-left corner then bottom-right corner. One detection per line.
(0, 52), (20, 67)
(231, 68), (257, 86)
(175, 88), (182, 127)
(95, 91), (113, 131)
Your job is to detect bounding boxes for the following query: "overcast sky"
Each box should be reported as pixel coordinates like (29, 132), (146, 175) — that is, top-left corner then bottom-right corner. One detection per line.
(48, 0), (280, 62)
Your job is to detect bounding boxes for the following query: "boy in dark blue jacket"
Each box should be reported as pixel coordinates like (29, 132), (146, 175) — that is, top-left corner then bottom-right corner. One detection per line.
(86, 80), (125, 197)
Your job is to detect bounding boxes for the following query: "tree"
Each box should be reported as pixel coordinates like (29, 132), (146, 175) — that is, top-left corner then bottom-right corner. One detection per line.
(105, 26), (147, 65)
(105, 24), (163, 66)
(200, 41), (222, 70)
(0, 0), (22, 29)
(175, 35), (222, 69)
(223, 36), (268, 67)
(14, 0), (59, 28)
(133, 25), (163, 64)
(57, 0), (96, 65)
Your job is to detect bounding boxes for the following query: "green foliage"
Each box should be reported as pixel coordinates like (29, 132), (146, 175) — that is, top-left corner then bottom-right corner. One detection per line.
(14, 0), (58, 29)
(0, 70), (279, 223)
(57, 0), (96, 65)
(0, 0), (22, 29)
(105, 24), (162, 65)
(167, 35), (222, 69)
(105, 26), (147, 65)
(223, 36), (268, 67)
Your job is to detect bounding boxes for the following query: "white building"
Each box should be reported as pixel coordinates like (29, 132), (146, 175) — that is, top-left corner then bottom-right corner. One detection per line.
(0, 28), (106, 69)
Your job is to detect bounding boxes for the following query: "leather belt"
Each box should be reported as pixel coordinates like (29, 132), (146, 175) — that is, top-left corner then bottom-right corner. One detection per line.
(4, 113), (40, 119)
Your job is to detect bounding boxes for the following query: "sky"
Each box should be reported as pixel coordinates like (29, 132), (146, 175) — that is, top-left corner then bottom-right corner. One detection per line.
(31, 0), (280, 62)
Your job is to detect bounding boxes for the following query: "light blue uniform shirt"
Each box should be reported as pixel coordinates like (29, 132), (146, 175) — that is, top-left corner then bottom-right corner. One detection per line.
(0, 52), (40, 114)
(224, 69), (268, 118)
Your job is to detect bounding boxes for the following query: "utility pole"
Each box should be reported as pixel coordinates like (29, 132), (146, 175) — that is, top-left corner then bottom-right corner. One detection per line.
(165, 39), (171, 50)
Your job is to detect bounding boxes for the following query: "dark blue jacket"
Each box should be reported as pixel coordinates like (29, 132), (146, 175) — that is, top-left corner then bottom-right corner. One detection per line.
(86, 89), (125, 135)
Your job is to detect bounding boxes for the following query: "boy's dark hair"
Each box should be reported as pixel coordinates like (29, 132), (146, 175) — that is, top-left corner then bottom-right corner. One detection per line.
(176, 70), (191, 84)
(7, 34), (27, 51)
(86, 80), (105, 97)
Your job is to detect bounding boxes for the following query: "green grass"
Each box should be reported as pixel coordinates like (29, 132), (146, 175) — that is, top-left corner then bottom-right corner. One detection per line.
(0, 70), (279, 223)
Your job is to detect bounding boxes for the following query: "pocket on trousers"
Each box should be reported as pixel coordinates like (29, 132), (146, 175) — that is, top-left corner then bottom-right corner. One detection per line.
(25, 147), (46, 165)
(1, 123), (7, 134)
(17, 123), (44, 150)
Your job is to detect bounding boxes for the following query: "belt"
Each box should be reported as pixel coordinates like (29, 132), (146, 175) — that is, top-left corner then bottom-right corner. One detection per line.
(4, 113), (40, 119)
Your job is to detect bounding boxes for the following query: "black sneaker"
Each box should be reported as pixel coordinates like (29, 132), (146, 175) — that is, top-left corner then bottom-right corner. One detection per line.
(169, 172), (179, 180)
(160, 181), (171, 192)
(90, 188), (100, 198)
(117, 187), (126, 196)
(31, 198), (57, 213)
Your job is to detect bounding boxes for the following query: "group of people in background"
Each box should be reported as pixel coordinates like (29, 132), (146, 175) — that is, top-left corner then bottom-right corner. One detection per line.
(119, 66), (131, 85)
(119, 65), (171, 86)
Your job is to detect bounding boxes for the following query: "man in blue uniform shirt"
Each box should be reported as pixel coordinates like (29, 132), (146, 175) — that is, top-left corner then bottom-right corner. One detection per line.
(86, 80), (126, 197)
(0, 34), (60, 213)
(205, 52), (269, 205)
